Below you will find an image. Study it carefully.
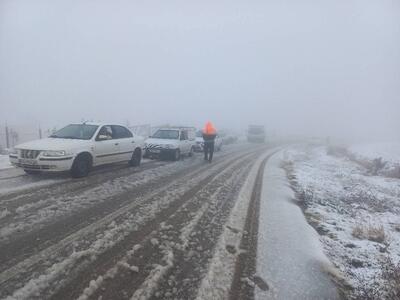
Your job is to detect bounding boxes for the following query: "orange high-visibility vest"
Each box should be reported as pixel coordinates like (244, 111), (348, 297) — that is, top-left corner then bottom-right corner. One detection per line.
(203, 122), (216, 135)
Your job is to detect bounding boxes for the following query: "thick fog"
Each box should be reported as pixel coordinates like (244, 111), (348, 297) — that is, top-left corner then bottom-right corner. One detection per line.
(0, 0), (399, 141)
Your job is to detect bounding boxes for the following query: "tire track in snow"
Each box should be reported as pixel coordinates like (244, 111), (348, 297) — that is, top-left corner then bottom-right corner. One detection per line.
(74, 151), (260, 300)
(0, 147), (261, 299)
(144, 153), (257, 300)
(195, 149), (279, 300)
(49, 150), (260, 300)
(0, 160), (166, 207)
(0, 147), (248, 254)
(229, 152), (270, 300)
(0, 161), (174, 267)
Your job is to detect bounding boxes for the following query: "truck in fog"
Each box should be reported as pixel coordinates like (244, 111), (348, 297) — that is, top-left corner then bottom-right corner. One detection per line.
(247, 125), (266, 143)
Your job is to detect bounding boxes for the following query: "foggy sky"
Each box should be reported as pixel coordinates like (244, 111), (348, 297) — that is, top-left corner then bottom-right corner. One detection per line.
(0, 0), (399, 140)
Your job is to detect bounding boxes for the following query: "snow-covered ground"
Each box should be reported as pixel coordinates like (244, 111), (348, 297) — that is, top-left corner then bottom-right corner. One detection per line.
(0, 154), (12, 170)
(283, 145), (400, 299)
(348, 142), (400, 179)
(349, 142), (400, 165)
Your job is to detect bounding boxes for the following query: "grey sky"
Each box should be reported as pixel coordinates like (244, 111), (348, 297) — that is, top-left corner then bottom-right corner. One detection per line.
(0, 0), (399, 140)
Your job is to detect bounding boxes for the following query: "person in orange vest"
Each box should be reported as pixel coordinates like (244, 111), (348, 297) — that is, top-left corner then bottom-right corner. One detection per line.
(202, 121), (217, 163)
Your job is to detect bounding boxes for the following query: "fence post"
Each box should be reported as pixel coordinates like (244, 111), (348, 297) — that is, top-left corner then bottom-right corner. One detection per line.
(5, 124), (10, 149)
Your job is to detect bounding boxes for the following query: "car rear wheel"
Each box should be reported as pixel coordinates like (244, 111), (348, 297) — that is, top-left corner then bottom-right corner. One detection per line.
(71, 154), (91, 178)
(173, 149), (181, 161)
(129, 148), (142, 167)
(188, 146), (194, 157)
(24, 169), (41, 175)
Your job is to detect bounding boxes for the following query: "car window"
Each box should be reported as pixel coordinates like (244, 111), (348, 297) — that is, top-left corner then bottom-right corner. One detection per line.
(152, 130), (179, 139)
(50, 124), (99, 140)
(97, 125), (114, 140)
(180, 130), (188, 140)
(112, 125), (133, 139)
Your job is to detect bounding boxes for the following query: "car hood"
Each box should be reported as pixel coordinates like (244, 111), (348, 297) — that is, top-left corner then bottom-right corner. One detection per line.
(145, 138), (179, 146)
(15, 138), (90, 151)
(195, 137), (204, 143)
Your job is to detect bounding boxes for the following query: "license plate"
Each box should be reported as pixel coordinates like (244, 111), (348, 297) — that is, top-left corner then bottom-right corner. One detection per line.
(149, 149), (161, 154)
(19, 158), (37, 165)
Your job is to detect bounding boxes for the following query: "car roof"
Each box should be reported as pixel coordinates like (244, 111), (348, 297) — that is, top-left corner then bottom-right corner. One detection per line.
(156, 127), (195, 130)
(73, 122), (129, 128)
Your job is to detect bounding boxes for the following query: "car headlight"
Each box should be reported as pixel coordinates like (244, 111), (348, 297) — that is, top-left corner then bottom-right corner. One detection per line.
(42, 150), (67, 157)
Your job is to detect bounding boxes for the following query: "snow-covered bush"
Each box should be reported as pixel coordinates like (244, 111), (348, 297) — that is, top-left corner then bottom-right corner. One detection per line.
(355, 256), (400, 300)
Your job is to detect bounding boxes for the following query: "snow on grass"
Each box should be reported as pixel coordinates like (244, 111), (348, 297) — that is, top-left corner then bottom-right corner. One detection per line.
(349, 142), (400, 165)
(348, 142), (400, 178)
(283, 145), (400, 299)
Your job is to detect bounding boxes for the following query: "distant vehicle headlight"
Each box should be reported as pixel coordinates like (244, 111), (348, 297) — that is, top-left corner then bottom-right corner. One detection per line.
(42, 150), (67, 157)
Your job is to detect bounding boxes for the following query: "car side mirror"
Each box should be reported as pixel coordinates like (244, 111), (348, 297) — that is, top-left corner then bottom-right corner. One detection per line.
(97, 135), (111, 141)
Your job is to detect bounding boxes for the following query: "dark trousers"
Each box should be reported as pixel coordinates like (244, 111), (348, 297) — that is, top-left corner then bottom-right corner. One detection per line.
(204, 141), (215, 162)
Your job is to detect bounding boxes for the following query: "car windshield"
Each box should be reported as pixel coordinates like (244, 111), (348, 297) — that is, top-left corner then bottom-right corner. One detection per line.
(248, 127), (265, 134)
(152, 129), (179, 139)
(50, 124), (99, 140)
(196, 131), (203, 137)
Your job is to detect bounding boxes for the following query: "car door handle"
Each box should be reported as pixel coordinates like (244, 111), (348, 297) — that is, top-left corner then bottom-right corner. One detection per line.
(114, 143), (119, 146)
(131, 141), (135, 143)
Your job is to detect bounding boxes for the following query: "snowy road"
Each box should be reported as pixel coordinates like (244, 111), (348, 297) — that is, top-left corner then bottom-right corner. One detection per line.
(0, 144), (277, 300)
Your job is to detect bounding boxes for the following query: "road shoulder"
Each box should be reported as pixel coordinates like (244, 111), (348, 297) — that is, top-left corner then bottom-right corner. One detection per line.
(256, 150), (341, 300)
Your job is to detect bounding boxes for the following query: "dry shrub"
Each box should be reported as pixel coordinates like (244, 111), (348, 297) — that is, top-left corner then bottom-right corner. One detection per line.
(352, 224), (365, 240)
(296, 187), (314, 208)
(367, 225), (386, 244)
(352, 224), (387, 244)
(346, 189), (389, 213)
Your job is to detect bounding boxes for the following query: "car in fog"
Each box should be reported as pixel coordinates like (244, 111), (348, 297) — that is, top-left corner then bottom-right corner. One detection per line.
(8, 123), (144, 177)
(193, 130), (223, 152)
(247, 125), (266, 143)
(144, 127), (196, 160)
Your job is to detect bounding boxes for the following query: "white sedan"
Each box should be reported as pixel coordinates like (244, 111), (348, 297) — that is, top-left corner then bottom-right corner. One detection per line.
(9, 122), (144, 178)
(193, 131), (223, 152)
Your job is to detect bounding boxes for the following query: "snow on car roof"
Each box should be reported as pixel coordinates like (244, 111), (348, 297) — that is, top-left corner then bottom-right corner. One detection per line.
(74, 122), (129, 127)
(156, 126), (195, 130)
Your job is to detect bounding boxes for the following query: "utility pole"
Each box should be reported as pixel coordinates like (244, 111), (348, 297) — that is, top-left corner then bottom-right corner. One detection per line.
(5, 123), (10, 149)
(39, 125), (42, 139)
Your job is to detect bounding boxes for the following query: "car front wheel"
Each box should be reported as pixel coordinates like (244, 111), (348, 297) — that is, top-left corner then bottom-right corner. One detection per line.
(129, 148), (142, 167)
(188, 146), (194, 157)
(173, 149), (181, 161)
(71, 154), (91, 178)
